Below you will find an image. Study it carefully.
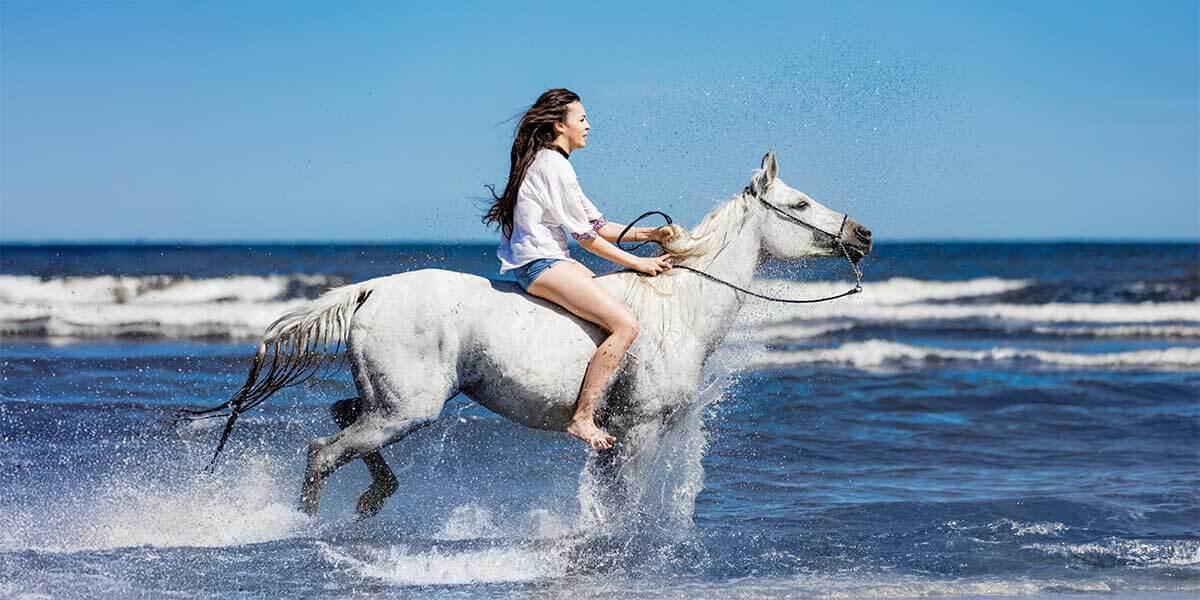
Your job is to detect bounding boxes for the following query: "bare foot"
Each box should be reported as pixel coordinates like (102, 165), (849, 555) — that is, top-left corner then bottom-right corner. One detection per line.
(566, 418), (617, 450)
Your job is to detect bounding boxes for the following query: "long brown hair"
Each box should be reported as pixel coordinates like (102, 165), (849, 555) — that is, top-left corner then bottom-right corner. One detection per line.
(483, 88), (580, 239)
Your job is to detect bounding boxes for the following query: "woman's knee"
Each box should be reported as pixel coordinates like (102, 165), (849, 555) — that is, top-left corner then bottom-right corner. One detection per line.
(609, 312), (639, 340)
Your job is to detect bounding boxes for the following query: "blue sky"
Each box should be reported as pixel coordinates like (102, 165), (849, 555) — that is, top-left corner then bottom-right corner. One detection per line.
(2, 1), (1196, 242)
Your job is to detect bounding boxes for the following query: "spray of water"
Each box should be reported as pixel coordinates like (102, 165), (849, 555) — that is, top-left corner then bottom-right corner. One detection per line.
(0, 455), (312, 553)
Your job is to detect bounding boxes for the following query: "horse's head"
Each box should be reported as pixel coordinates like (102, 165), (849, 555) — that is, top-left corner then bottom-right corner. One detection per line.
(748, 151), (872, 263)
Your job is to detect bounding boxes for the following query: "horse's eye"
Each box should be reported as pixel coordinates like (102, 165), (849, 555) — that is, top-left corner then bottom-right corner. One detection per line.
(792, 201), (810, 210)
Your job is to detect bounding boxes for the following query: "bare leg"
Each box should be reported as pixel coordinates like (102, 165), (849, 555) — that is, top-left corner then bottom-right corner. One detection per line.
(565, 323), (634, 449)
(526, 260), (638, 450)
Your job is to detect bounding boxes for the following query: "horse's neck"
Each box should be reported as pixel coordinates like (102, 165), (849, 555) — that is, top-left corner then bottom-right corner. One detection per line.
(678, 216), (762, 349)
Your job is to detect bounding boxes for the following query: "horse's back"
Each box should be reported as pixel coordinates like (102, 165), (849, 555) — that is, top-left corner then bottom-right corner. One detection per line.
(357, 269), (611, 428)
(362, 267), (587, 317)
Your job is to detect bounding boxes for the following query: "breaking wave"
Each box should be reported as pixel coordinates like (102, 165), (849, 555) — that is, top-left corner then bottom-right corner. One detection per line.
(0, 273), (339, 304)
(1025, 538), (1200, 568)
(1031, 325), (1200, 339)
(751, 340), (1200, 370)
(743, 296), (1199, 327)
(5, 274), (1197, 342)
(0, 274), (338, 339)
(11, 274), (1194, 342)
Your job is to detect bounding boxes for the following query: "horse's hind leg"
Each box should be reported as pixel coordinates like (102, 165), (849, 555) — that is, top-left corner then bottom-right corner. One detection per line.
(300, 410), (438, 516)
(301, 314), (459, 517)
(330, 397), (399, 518)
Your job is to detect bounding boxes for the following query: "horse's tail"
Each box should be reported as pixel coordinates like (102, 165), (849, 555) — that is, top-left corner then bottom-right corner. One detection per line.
(176, 279), (378, 470)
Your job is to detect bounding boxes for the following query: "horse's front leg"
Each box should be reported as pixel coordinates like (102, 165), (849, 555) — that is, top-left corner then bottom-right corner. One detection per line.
(580, 417), (664, 526)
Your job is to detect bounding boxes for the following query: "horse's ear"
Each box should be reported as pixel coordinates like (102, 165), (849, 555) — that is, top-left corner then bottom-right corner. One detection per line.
(751, 150), (778, 195)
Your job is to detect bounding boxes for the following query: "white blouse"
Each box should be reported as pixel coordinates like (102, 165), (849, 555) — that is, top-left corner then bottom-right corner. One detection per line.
(496, 148), (607, 273)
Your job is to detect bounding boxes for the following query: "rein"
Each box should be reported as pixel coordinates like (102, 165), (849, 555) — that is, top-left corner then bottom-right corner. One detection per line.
(614, 193), (863, 304)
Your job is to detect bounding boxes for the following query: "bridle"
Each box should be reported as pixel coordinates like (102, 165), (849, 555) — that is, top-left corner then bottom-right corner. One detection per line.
(614, 187), (864, 304)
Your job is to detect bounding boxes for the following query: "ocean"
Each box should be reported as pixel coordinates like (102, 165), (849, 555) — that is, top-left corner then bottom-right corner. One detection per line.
(0, 241), (1197, 599)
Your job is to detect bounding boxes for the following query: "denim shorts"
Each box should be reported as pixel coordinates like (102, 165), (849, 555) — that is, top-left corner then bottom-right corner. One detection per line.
(512, 257), (566, 291)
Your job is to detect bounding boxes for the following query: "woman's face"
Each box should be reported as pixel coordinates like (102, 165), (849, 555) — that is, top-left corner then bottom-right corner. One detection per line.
(555, 101), (590, 152)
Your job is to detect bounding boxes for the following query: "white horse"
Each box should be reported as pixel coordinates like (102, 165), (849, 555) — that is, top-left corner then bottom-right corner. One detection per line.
(185, 151), (872, 518)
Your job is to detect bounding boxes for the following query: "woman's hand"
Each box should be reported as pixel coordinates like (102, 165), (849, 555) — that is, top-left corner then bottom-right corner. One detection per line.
(650, 225), (676, 244)
(633, 255), (673, 276)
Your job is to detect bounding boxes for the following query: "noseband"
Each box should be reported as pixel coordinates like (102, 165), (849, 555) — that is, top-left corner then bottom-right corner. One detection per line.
(753, 190), (864, 295)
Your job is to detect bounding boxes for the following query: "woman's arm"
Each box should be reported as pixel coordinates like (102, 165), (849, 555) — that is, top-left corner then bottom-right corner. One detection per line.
(595, 222), (668, 244)
(577, 235), (672, 275)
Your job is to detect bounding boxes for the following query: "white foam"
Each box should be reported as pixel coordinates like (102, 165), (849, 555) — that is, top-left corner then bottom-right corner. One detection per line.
(318, 504), (579, 587)
(732, 276), (1199, 335)
(751, 340), (1200, 370)
(0, 274), (334, 305)
(0, 273), (337, 339)
(0, 456), (312, 552)
(4, 273), (1196, 340)
(753, 276), (1032, 305)
(1026, 538), (1200, 567)
(742, 299), (1200, 328)
(989, 519), (1069, 537)
(319, 541), (566, 586)
(432, 504), (573, 541)
(1033, 325), (1200, 338)
(733, 322), (1200, 343)
(0, 299), (307, 339)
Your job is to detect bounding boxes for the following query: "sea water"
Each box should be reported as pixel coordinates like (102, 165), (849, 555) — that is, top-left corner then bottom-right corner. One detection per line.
(0, 242), (1197, 598)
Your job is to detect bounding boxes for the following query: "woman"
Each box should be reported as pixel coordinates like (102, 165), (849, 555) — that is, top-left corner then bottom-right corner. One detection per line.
(484, 88), (674, 450)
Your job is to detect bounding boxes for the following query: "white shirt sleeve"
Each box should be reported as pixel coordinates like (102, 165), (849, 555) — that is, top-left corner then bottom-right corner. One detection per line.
(579, 187), (606, 230)
(541, 156), (605, 241)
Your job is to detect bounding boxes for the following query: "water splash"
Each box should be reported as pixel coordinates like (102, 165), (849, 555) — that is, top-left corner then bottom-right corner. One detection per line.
(0, 455), (312, 552)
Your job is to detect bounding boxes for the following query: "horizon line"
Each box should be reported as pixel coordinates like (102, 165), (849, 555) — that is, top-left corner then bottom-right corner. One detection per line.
(1, 237), (1197, 246)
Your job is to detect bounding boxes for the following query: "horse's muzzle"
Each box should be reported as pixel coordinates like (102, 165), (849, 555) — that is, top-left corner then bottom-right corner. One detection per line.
(841, 218), (872, 263)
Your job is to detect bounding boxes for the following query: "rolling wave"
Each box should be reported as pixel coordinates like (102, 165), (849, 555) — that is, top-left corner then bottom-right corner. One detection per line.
(2, 274), (1197, 341)
(0, 274), (335, 339)
(730, 277), (1199, 345)
(752, 276), (1032, 305)
(0, 273), (340, 304)
(1031, 325), (1200, 339)
(1024, 538), (1200, 568)
(743, 297), (1200, 326)
(734, 322), (1200, 343)
(751, 340), (1200, 370)
(0, 300), (307, 339)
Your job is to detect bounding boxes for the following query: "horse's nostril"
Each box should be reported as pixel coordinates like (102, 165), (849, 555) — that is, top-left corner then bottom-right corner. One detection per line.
(857, 228), (872, 240)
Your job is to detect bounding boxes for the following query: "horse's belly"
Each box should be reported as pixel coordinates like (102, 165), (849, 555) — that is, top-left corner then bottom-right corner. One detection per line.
(459, 381), (573, 431)
(458, 312), (604, 429)
(458, 349), (590, 431)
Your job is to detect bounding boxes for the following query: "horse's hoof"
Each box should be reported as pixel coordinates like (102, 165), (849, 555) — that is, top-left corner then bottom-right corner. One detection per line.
(354, 485), (392, 519)
(298, 492), (320, 517)
(355, 501), (383, 520)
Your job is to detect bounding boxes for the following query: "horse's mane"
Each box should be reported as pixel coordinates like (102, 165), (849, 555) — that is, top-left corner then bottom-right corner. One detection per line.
(620, 188), (757, 350)
(657, 188), (755, 265)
